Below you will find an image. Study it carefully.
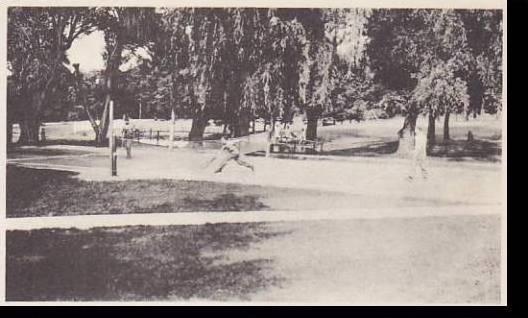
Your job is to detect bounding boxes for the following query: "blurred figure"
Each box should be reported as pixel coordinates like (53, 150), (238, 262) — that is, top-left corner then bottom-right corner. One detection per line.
(209, 136), (255, 173)
(408, 127), (428, 181)
(121, 119), (134, 159)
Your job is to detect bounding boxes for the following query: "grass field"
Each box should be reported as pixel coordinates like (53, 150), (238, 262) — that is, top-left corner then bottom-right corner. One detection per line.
(11, 114), (502, 150)
(6, 214), (500, 302)
(5, 114), (503, 303)
(6, 222), (282, 301)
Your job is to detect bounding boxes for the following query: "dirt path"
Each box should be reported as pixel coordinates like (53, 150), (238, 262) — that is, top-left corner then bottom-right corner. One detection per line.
(7, 144), (503, 208)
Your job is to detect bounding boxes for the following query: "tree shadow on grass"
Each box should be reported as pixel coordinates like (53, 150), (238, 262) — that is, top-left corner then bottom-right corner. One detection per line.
(6, 166), (80, 217)
(7, 147), (92, 158)
(41, 139), (100, 147)
(7, 223), (287, 301)
(6, 166), (271, 217)
(324, 138), (501, 162)
(136, 193), (269, 214)
(430, 139), (501, 163)
(181, 193), (269, 212)
(324, 141), (400, 157)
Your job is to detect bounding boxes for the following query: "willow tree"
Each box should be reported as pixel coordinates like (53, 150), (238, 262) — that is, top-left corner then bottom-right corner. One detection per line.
(92, 7), (160, 145)
(219, 8), (273, 137)
(159, 8), (231, 141)
(7, 7), (99, 144)
(296, 8), (369, 140)
(240, 11), (306, 146)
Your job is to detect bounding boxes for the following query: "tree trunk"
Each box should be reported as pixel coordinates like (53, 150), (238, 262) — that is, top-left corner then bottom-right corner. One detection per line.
(7, 120), (13, 145)
(18, 118), (41, 145)
(305, 109), (320, 141)
(18, 92), (46, 145)
(82, 106), (102, 145)
(96, 42), (123, 146)
(232, 110), (251, 138)
(468, 73), (484, 119)
(265, 117), (275, 158)
(427, 110), (436, 145)
(443, 109), (450, 141)
(189, 110), (208, 141)
(400, 111), (418, 136)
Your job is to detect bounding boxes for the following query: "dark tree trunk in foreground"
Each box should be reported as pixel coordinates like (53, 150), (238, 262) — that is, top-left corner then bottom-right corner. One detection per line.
(468, 72), (484, 119)
(96, 94), (112, 146)
(400, 111), (418, 137)
(18, 119), (41, 145)
(7, 121), (13, 145)
(443, 109), (450, 141)
(305, 108), (321, 141)
(427, 110), (436, 145)
(18, 92), (46, 145)
(231, 109), (250, 138)
(95, 43), (123, 146)
(18, 119), (40, 145)
(189, 110), (208, 141)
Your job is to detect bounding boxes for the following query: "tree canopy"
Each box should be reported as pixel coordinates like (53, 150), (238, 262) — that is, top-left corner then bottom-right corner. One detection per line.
(7, 7), (503, 145)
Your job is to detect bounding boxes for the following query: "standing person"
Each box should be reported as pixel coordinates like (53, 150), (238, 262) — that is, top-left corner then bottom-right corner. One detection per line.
(121, 119), (134, 159)
(209, 136), (255, 173)
(408, 127), (428, 181)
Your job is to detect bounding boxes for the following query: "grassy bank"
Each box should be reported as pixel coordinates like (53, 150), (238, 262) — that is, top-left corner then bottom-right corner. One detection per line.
(7, 223), (283, 301)
(6, 166), (269, 217)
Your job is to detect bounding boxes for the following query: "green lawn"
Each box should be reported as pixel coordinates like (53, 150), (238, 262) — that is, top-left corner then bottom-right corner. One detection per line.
(6, 222), (282, 301)
(6, 214), (501, 302)
(6, 166), (269, 217)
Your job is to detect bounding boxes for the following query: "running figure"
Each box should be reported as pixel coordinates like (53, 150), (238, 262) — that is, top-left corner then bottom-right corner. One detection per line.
(408, 127), (428, 181)
(209, 136), (255, 173)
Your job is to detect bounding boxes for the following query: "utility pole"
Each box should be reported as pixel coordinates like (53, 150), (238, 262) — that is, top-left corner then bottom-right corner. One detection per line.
(109, 100), (117, 176)
(168, 78), (175, 151)
(264, 79), (271, 158)
(139, 98), (142, 120)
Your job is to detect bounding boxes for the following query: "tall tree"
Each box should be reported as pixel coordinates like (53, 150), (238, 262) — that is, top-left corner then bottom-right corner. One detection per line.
(7, 7), (99, 144)
(366, 9), (475, 144)
(411, 10), (472, 143)
(93, 7), (160, 145)
(460, 9), (502, 118)
(297, 8), (369, 140)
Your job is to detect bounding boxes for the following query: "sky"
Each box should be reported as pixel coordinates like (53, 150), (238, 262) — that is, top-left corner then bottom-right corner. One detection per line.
(66, 30), (106, 73)
(66, 31), (151, 74)
(64, 12), (367, 74)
